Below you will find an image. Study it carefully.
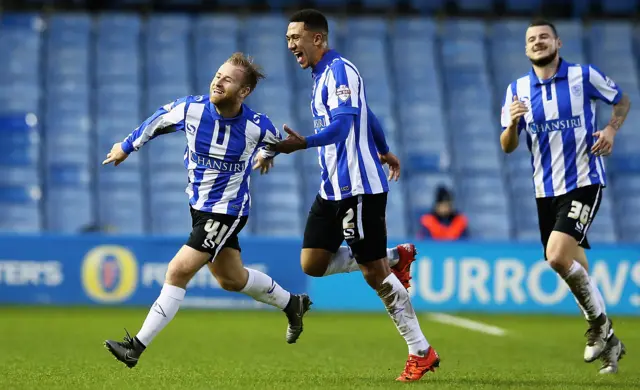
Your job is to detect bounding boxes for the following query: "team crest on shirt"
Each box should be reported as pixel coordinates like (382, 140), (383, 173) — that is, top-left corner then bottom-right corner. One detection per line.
(606, 77), (616, 88)
(336, 85), (351, 102)
(571, 84), (582, 97)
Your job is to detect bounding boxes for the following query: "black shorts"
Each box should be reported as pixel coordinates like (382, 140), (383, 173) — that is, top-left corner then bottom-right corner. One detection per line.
(536, 184), (603, 256)
(302, 192), (388, 264)
(185, 206), (248, 260)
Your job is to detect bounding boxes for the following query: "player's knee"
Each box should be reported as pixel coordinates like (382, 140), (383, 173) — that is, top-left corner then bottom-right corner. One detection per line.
(165, 261), (193, 288)
(300, 258), (325, 277)
(360, 259), (390, 290)
(546, 247), (572, 275)
(215, 275), (245, 292)
(546, 233), (576, 275)
(300, 249), (331, 277)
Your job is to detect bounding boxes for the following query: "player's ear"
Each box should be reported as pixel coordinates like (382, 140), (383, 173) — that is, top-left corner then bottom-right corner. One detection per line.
(556, 37), (563, 49)
(240, 86), (251, 99)
(313, 32), (324, 47)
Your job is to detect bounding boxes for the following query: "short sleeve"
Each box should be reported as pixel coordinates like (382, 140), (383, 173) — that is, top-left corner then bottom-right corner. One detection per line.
(585, 65), (623, 105)
(326, 62), (360, 117)
(500, 85), (514, 129)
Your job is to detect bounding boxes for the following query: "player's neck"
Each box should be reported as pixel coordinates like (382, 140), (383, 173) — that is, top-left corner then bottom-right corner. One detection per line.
(533, 57), (560, 81)
(311, 48), (330, 69)
(214, 102), (242, 118)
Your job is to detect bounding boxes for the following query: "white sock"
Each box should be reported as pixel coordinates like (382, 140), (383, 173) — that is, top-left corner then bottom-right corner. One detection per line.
(136, 283), (186, 347)
(563, 261), (603, 321)
(323, 247), (360, 275)
(574, 277), (607, 320)
(376, 273), (429, 355)
(241, 268), (291, 310)
(323, 246), (400, 276)
(591, 278), (607, 315)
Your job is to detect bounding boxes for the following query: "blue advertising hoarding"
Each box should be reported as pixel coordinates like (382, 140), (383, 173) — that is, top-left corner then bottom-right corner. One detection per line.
(0, 234), (638, 315)
(309, 240), (640, 315)
(0, 234), (306, 309)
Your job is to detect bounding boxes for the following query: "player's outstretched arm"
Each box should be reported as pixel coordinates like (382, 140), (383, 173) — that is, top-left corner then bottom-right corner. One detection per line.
(269, 116), (353, 154)
(103, 98), (188, 166)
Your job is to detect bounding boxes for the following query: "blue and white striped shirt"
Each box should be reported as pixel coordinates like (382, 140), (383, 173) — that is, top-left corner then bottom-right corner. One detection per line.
(501, 58), (623, 198)
(309, 49), (389, 201)
(122, 95), (280, 216)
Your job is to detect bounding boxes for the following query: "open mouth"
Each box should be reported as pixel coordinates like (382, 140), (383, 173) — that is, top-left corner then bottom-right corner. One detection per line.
(213, 88), (224, 95)
(293, 51), (304, 64)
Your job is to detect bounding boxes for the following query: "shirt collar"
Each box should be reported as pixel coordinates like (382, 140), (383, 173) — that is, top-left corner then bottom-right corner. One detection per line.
(312, 49), (341, 79)
(529, 57), (569, 86)
(209, 102), (246, 121)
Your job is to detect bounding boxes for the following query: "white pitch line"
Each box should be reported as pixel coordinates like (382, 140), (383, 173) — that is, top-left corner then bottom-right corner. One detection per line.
(428, 313), (507, 337)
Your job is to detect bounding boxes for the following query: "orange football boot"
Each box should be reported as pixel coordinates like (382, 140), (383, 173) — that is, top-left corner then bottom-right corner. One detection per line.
(391, 243), (417, 289)
(395, 346), (440, 382)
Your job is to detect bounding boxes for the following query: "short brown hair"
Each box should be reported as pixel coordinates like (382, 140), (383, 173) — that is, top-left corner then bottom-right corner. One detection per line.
(226, 52), (266, 92)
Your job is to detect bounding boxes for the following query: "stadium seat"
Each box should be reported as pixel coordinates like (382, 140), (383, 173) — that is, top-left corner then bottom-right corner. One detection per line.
(0, 185), (42, 233)
(44, 163), (93, 233)
(0, 113), (40, 178)
(409, 0), (445, 13)
(599, 0), (638, 15)
(97, 183), (145, 235)
(407, 173), (455, 217)
(456, 0), (493, 12)
(391, 17), (436, 37)
(504, 0), (542, 12)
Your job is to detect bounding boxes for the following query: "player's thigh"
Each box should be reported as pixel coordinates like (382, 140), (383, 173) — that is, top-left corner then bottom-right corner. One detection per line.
(185, 208), (247, 262)
(547, 185), (603, 265)
(552, 184), (603, 250)
(165, 245), (211, 286)
(301, 194), (344, 274)
(342, 193), (388, 265)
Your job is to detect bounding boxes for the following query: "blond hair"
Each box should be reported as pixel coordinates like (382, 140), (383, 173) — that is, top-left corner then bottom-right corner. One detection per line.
(226, 52), (266, 92)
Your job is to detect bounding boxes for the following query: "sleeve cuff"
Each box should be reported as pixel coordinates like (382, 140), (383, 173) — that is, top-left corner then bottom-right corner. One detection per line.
(330, 106), (359, 117)
(121, 140), (135, 154)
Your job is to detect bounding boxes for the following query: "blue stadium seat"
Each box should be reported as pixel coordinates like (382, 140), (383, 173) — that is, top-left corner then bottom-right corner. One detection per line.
(97, 180), (145, 235)
(407, 173), (454, 216)
(391, 17), (436, 37)
(362, 0), (398, 9)
(147, 168), (192, 235)
(505, 0), (542, 12)
(453, 139), (502, 174)
(466, 211), (512, 240)
(344, 17), (388, 37)
(44, 162), (93, 233)
(409, 0), (445, 12)
(442, 19), (488, 40)
(599, 0), (638, 15)
(456, 0), (493, 11)
(194, 14), (239, 35)
(457, 174), (509, 214)
(194, 38), (239, 87)
(0, 185), (42, 233)
(387, 181), (408, 238)
(0, 114), (40, 186)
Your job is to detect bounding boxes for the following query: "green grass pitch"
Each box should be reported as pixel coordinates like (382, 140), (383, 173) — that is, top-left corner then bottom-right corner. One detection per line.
(0, 306), (638, 389)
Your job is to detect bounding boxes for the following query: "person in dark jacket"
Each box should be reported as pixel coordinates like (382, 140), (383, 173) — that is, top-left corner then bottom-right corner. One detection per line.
(418, 186), (468, 240)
